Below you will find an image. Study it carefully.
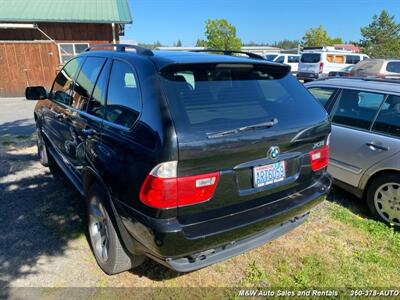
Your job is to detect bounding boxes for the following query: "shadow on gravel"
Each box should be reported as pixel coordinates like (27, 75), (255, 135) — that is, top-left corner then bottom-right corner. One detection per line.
(0, 134), (183, 296)
(0, 118), (35, 136)
(0, 137), (84, 296)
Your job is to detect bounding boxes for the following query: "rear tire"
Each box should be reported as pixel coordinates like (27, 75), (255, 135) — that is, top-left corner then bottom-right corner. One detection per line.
(366, 174), (400, 227)
(86, 183), (144, 275)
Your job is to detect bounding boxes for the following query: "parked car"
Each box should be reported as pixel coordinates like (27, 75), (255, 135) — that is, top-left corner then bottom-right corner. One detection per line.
(263, 52), (280, 61)
(350, 59), (400, 80)
(26, 44), (332, 274)
(297, 47), (369, 82)
(328, 65), (354, 78)
(306, 78), (400, 226)
(273, 54), (300, 74)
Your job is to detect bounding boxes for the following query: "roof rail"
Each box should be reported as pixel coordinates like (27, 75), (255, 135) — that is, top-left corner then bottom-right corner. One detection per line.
(191, 49), (265, 60)
(315, 76), (400, 84)
(84, 44), (154, 56)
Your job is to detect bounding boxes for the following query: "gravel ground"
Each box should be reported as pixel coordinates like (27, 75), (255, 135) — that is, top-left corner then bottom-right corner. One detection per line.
(0, 98), (376, 299)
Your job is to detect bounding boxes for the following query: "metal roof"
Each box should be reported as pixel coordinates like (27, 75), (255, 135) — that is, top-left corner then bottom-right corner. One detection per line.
(0, 0), (132, 24)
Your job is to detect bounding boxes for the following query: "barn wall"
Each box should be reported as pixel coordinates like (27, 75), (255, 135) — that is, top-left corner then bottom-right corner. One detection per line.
(0, 23), (118, 96)
(0, 23), (117, 42)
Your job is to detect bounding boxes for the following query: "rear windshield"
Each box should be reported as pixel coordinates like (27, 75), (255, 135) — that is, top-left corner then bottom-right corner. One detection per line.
(301, 53), (321, 63)
(159, 64), (325, 138)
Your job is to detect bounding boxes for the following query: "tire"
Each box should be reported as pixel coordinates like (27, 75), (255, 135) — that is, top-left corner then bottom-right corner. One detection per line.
(36, 123), (59, 173)
(36, 123), (50, 167)
(86, 183), (144, 275)
(366, 174), (400, 227)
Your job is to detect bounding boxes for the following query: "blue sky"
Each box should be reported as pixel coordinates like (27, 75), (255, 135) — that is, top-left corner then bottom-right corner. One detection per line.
(123, 0), (400, 46)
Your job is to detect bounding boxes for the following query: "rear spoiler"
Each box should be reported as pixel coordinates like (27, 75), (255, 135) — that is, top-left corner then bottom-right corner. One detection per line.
(191, 49), (265, 60)
(159, 61), (291, 79)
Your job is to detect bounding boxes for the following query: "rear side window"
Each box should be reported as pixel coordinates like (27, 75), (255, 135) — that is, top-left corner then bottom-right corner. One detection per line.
(346, 55), (360, 64)
(372, 95), (400, 137)
(301, 53), (321, 63)
(160, 64), (326, 137)
(105, 60), (141, 128)
(308, 87), (337, 108)
(51, 57), (84, 106)
(71, 57), (106, 110)
(386, 62), (400, 73)
(327, 54), (345, 64)
(331, 89), (385, 130)
(288, 56), (299, 63)
(87, 60), (111, 119)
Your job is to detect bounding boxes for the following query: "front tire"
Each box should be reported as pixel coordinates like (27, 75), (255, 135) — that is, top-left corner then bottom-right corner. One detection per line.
(86, 183), (144, 275)
(366, 174), (400, 227)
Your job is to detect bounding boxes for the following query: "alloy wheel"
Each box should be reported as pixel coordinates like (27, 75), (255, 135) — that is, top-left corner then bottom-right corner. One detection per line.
(88, 198), (110, 263)
(374, 182), (400, 226)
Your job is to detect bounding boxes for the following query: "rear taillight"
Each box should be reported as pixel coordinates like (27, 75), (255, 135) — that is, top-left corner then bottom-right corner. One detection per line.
(139, 161), (220, 209)
(319, 62), (324, 74)
(309, 145), (329, 171)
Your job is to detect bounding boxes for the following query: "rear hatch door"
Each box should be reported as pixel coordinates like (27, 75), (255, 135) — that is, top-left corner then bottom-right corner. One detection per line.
(299, 53), (321, 73)
(159, 62), (330, 223)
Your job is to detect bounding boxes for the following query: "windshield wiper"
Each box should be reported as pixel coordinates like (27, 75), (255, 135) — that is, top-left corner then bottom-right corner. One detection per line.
(207, 118), (278, 139)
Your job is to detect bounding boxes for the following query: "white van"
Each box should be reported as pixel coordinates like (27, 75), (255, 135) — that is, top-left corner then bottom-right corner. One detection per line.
(297, 47), (369, 82)
(273, 54), (300, 74)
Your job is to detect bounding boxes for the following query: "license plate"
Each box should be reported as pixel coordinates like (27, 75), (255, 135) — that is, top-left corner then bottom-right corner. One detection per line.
(253, 161), (286, 188)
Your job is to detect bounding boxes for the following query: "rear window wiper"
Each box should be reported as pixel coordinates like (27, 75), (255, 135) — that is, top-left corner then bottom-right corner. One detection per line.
(207, 118), (278, 138)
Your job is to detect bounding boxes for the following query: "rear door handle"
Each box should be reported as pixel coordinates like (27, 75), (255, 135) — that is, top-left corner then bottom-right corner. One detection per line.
(366, 142), (389, 151)
(82, 128), (97, 137)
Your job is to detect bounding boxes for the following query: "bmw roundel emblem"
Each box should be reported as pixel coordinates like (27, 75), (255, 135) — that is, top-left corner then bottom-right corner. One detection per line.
(268, 146), (280, 160)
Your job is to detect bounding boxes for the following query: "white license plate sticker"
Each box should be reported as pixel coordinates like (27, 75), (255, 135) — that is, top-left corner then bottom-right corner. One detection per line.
(253, 161), (286, 188)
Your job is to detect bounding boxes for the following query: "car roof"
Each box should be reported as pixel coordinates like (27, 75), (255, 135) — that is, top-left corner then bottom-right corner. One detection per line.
(78, 48), (290, 73)
(305, 78), (400, 94)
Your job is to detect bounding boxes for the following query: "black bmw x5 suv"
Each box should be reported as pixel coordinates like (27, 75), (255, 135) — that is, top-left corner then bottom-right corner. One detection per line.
(26, 44), (332, 274)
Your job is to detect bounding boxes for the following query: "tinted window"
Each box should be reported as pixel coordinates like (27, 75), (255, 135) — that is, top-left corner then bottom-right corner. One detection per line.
(87, 60), (111, 119)
(105, 60), (140, 128)
(301, 53), (321, 63)
(288, 55), (299, 63)
(71, 57), (106, 110)
(160, 64), (326, 135)
(372, 95), (400, 137)
(386, 62), (400, 73)
(51, 57), (84, 106)
(331, 89), (385, 130)
(308, 87), (337, 107)
(275, 56), (285, 63)
(346, 55), (360, 64)
(265, 54), (278, 61)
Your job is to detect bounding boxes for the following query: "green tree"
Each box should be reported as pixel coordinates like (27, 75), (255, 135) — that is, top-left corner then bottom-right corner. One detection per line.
(271, 39), (300, 49)
(204, 19), (242, 50)
(360, 10), (400, 58)
(173, 39), (182, 47)
(195, 39), (207, 47)
(302, 26), (331, 46)
(329, 37), (344, 45)
(302, 25), (343, 47)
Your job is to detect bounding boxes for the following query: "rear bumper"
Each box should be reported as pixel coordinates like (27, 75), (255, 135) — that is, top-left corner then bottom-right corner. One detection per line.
(297, 72), (320, 81)
(117, 173), (332, 271)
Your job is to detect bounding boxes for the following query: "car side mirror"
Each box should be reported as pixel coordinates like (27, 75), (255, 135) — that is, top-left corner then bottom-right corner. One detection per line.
(25, 86), (48, 100)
